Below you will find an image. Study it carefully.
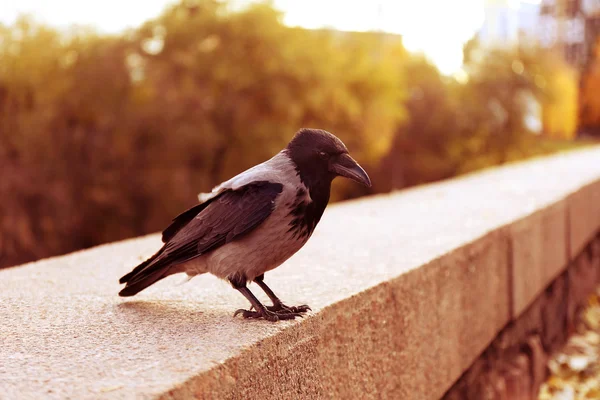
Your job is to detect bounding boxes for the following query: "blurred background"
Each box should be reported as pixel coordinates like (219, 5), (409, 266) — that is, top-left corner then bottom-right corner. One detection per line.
(1, 0), (599, 269)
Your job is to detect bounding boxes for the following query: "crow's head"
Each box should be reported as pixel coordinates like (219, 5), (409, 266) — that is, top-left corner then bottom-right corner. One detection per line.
(286, 128), (371, 188)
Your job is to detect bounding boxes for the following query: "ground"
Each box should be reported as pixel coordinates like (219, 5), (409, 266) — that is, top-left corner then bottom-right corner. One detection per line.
(540, 289), (600, 399)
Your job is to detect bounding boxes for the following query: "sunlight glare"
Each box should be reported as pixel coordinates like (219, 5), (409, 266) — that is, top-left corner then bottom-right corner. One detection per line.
(274, 0), (486, 75)
(1, 0), (489, 75)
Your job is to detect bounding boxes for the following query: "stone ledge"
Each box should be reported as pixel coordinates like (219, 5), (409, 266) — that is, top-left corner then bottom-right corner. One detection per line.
(2, 147), (600, 399)
(443, 233), (600, 400)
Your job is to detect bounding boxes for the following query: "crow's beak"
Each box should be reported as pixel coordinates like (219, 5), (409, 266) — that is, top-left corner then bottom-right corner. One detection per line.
(329, 153), (372, 187)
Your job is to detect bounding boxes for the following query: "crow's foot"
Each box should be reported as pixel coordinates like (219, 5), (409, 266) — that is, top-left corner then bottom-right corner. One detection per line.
(266, 303), (311, 314)
(233, 308), (304, 321)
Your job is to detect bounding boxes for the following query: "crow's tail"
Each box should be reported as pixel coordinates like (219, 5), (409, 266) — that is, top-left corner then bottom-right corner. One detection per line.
(118, 250), (174, 297)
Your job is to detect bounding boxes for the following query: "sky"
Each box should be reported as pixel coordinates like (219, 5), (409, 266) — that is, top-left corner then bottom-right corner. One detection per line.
(274, 0), (485, 75)
(0, 0), (542, 75)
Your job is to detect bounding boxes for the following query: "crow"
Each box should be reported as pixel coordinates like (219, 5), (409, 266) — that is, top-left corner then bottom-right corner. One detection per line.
(118, 128), (371, 321)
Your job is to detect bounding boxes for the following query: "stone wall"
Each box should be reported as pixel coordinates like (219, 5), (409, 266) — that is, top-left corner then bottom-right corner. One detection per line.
(2, 147), (600, 400)
(443, 234), (600, 399)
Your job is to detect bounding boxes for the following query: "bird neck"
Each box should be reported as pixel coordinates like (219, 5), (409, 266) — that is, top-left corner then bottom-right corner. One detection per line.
(283, 148), (333, 226)
(306, 179), (331, 216)
(286, 178), (331, 240)
(297, 172), (332, 232)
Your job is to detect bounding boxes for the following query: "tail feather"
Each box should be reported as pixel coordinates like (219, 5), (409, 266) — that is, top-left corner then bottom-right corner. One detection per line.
(118, 268), (171, 297)
(119, 249), (172, 297)
(119, 257), (154, 284)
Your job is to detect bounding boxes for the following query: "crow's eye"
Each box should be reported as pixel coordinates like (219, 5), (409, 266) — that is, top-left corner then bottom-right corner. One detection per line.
(318, 151), (328, 159)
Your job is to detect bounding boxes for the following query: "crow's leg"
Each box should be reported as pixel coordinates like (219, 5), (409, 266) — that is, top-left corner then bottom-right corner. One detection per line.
(229, 276), (303, 321)
(253, 274), (311, 314)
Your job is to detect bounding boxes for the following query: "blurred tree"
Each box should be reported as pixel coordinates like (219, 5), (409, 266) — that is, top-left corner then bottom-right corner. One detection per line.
(0, 3), (583, 269)
(460, 40), (581, 164)
(377, 38), (579, 193)
(0, 2), (406, 267)
(462, 43), (542, 164)
(377, 56), (462, 190)
(542, 60), (578, 139)
(581, 39), (600, 136)
(133, 2), (406, 201)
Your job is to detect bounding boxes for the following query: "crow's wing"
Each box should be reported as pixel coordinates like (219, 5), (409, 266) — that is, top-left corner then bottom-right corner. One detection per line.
(172, 153), (289, 242)
(161, 202), (212, 243)
(119, 181), (283, 295)
(163, 180), (283, 264)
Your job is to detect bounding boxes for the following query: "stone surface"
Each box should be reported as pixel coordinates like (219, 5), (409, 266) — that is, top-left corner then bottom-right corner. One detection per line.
(2, 147), (600, 399)
(542, 274), (570, 353)
(503, 354), (530, 400)
(539, 278), (600, 399)
(569, 181), (600, 259)
(443, 235), (600, 400)
(541, 201), (570, 289)
(526, 335), (547, 398)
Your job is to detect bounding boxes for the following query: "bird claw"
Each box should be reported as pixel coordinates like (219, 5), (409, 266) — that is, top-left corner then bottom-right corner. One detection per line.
(248, 303), (311, 314)
(233, 308), (304, 321)
(267, 304), (311, 314)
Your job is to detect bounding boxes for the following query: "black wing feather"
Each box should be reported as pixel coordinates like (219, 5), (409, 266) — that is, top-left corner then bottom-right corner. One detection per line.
(165, 181), (283, 262)
(119, 181), (283, 296)
(162, 202), (213, 243)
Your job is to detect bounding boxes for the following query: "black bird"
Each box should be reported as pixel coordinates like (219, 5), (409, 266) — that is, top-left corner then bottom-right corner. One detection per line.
(118, 128), (371, 321)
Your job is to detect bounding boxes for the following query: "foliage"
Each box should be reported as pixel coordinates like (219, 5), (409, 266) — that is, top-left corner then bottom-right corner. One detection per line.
(375, 39), (582, 192)
(542, 59), (579, 139)
(539, 289), (600, 400)
(581, 40), (600, 135)
(0, 2), (586, 268)
(0, 2), (406, 267)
